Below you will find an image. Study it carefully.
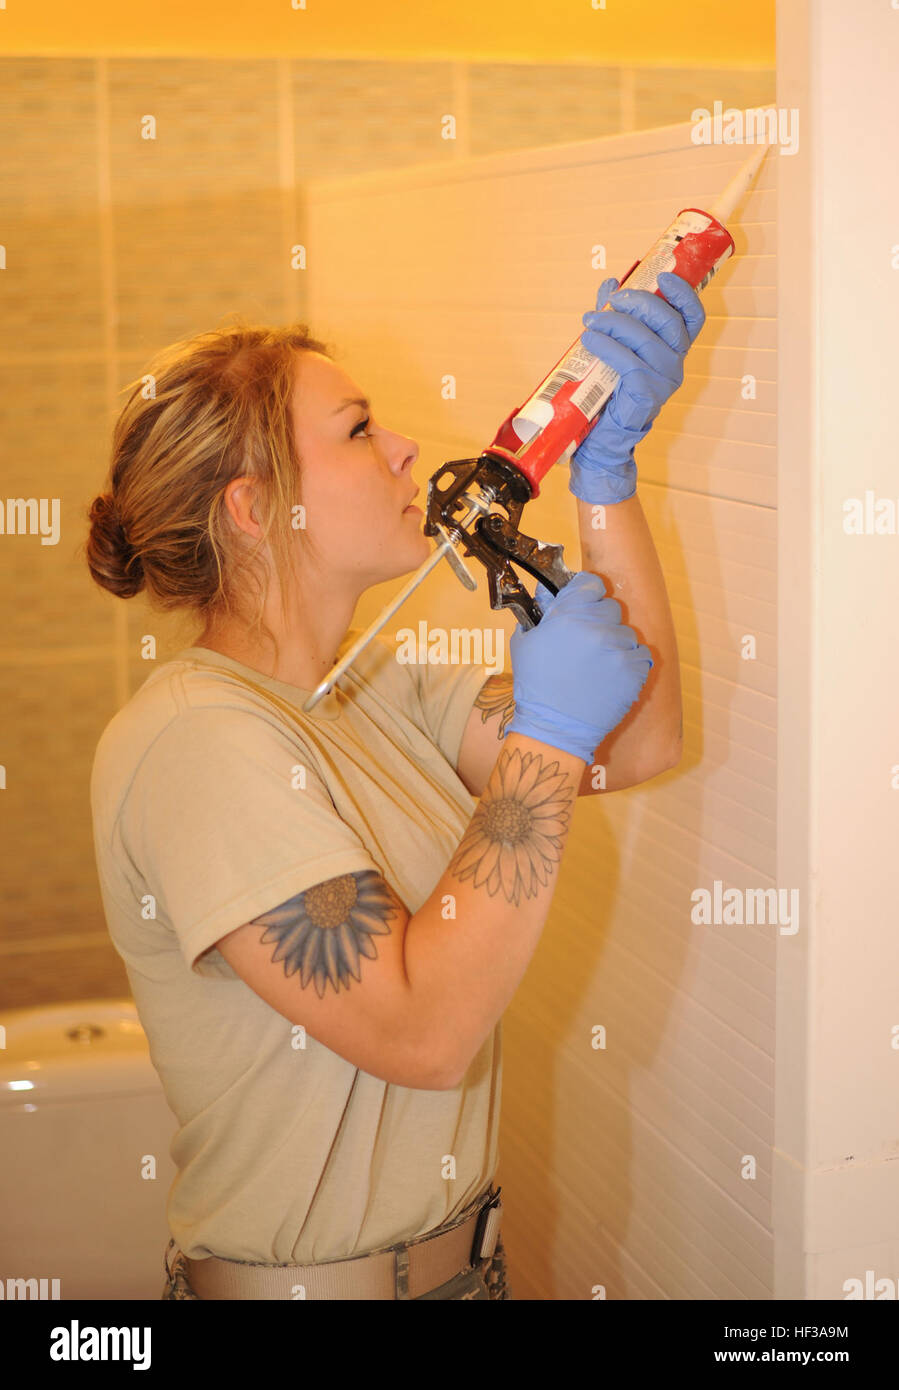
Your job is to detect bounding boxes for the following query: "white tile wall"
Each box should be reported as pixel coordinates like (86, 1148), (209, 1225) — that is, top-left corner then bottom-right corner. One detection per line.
(307, 121), (776, 1299)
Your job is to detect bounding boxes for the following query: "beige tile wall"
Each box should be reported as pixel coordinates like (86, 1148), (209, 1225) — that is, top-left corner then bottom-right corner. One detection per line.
(0, 57), (774, 1009)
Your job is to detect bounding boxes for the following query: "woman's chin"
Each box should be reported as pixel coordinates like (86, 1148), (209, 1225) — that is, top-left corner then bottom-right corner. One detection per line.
(393, 524), (431, 573)
(403, 511), (430, 542)
(408, 534), (432, 567)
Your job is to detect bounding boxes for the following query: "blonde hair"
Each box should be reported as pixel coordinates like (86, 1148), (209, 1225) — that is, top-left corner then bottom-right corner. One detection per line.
(85, 317), (334, 657)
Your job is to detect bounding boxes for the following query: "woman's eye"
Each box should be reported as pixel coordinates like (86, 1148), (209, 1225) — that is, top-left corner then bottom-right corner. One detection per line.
(351, 417), (371, 439)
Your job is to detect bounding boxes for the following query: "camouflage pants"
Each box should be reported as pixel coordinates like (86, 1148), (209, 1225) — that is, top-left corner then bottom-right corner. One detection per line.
(162, 1229), (511, 1302)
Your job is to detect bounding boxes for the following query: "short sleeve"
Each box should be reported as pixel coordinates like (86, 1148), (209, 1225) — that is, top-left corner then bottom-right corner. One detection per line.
(406, 659), (495, 769)
(121, 706), (379, 977)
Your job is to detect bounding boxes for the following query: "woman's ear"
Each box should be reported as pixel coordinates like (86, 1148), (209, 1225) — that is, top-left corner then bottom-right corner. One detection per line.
(223, 476), (262, 536)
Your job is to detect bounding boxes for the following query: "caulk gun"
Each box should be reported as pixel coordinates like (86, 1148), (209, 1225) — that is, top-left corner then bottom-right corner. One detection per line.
(303, 143), (770, 713)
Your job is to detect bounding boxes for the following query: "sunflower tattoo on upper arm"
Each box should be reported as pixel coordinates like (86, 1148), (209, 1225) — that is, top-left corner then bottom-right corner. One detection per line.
(250, 869), (401, 999)
(473, 673), (516, 739)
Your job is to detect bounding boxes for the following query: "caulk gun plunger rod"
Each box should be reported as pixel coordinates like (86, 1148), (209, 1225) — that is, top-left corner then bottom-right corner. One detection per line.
(301, 540), (451, 711)
(301, 503), (478, 712)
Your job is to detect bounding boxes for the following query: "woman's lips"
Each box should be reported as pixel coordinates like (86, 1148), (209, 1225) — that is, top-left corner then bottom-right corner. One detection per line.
(403, 504), (423, 515)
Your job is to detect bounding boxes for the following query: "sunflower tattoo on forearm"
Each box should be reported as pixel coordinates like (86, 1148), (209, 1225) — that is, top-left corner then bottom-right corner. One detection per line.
(449, 745), (576, 907)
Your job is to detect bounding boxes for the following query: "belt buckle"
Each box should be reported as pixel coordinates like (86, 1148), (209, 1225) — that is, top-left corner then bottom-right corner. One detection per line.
(469, 1186), (503, 1267)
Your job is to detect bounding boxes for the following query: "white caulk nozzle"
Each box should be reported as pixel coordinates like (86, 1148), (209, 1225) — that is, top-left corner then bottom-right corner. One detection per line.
(708, 141), (772, 224)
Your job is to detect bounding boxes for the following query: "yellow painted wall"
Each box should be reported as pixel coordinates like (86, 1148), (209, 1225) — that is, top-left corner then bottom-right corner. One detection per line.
(1, 0), (774, 65)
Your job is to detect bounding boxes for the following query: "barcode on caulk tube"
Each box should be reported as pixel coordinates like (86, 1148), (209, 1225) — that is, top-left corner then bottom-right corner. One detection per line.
(570, 357), (620, 419)
(575, 378), (614, 419)
(535, 369), (580, 405)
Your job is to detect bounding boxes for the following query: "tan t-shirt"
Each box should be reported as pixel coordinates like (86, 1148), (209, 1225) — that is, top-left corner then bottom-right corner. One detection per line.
(89, 629), (502, 1264)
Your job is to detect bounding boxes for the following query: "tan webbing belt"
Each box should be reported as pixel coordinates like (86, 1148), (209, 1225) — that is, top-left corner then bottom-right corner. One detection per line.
(183, 1185), (502, 1300)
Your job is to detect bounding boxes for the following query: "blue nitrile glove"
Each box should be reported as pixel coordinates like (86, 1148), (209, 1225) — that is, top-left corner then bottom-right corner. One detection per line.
(568, 270), (706, 505)
(507, 571), (653, 762)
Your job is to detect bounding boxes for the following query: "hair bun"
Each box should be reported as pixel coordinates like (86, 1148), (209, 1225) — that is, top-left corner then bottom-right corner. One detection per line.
(86, 493), (145, 599)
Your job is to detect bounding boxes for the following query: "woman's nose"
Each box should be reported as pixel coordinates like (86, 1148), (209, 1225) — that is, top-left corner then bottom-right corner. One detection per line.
(389, 430), (419, 472)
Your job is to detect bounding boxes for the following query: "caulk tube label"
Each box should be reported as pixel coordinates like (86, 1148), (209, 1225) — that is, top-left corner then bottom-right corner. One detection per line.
(496, 209), (735, 498)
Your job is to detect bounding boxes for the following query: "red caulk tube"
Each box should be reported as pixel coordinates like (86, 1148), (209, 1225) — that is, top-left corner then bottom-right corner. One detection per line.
(486, 146), (770, 499)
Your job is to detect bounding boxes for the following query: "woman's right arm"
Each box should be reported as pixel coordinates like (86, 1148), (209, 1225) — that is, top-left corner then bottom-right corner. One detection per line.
(217, 730), (584, 1091)
(401, 731), (585, 1086)
(217, 572), (653, 1091)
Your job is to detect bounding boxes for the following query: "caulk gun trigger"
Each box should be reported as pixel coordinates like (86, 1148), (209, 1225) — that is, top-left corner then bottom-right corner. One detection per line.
(435, 523), (478, 591)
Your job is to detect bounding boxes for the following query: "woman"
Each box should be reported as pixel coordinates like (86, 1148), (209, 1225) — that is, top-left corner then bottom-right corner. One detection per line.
(85, 271), (702, 1300)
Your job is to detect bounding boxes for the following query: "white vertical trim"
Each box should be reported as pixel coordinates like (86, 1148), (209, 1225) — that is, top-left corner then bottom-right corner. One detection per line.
(775, 0), (899, 1300)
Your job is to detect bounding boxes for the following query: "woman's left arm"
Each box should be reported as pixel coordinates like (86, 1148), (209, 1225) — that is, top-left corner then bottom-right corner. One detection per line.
(573, 492), (682, 795)
(456, 270), (703, 800)
(456, 497), (683, 799)
(565, 268), (704, 794)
